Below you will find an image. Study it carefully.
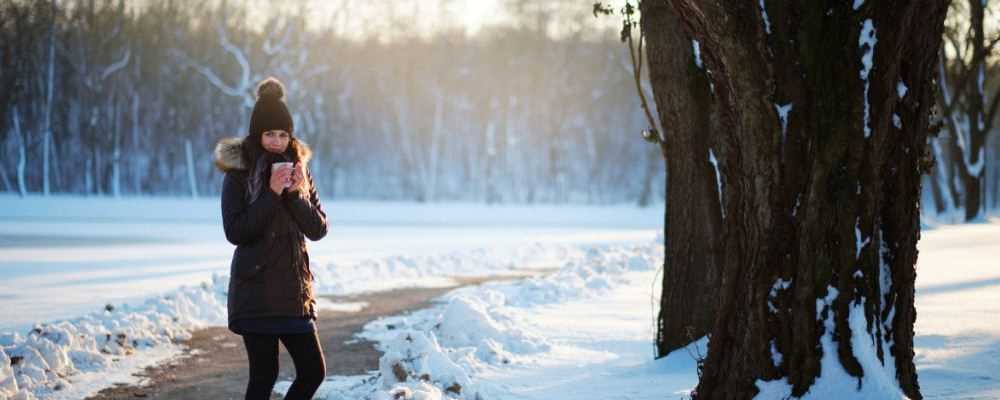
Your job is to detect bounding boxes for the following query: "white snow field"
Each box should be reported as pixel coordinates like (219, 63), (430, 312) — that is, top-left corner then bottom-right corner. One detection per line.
(0, 194), (659, 334)
(0, 193), (997, 399)
(0, 194), (660, 399)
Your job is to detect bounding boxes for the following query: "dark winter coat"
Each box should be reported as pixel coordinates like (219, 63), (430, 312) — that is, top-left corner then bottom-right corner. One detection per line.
(213, 137), (328, 333)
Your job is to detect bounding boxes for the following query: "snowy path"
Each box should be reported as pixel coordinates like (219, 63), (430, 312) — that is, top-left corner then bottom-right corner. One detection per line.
(87, 275), (543, 400)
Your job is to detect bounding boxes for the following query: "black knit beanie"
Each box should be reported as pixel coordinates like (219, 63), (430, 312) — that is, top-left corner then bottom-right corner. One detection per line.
(248, 77), (293, 137)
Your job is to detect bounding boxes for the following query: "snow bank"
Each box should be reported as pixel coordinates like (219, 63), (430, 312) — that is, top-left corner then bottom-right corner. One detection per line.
(299, 241), (662, 400)
(375, 331), (473, 399)
(755, 289), (904, 399)
(0, 276), (228, 399)
(0, 241), (602, 399)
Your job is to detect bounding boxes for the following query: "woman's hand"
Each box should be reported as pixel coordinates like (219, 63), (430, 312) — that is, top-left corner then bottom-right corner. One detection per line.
(288, 163), (307, 193)
(270, 165), (293, 195)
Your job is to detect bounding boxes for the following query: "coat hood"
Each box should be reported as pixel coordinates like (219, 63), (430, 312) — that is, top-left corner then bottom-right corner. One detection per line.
(213, 136), (313, 173)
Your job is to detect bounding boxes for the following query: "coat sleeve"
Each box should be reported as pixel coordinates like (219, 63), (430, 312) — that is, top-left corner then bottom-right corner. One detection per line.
(283, 169), (328, 241)
(221, 171), (280, 245)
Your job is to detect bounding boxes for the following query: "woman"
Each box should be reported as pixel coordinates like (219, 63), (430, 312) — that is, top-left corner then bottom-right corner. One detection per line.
(213, 77), (328, 400)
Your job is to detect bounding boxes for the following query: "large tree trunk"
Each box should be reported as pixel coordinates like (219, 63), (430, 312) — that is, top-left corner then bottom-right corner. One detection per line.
(643, 4), (724, 357)
(642, 1), (948, 398)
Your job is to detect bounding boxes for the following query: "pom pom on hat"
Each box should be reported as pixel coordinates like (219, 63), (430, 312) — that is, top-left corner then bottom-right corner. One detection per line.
(256, 77), (286, 102)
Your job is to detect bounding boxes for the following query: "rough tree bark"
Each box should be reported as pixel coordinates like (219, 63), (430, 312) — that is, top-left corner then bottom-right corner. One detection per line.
(642, 1), (948, 398)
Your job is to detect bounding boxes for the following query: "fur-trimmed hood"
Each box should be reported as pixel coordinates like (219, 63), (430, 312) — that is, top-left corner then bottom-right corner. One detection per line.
(213, 136), (313, 172)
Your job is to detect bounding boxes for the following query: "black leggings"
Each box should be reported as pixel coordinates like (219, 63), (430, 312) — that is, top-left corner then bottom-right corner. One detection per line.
(241, 331), (326, 400)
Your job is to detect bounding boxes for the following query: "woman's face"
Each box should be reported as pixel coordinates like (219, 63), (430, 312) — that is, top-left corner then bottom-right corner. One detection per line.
(261, 130), (290, 154)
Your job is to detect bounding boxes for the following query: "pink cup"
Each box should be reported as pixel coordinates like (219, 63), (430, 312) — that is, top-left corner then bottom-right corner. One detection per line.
(271, 162), (293, 188)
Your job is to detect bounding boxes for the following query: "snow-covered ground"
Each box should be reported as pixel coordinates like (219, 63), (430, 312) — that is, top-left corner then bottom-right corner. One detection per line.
(1, 194), (997, 399)
(912, 221), (1000, 399)
(0, 194), (661, 399)
(0, 194), (659, 334)
(285, 240), (707, 400)
(278, 219), (1000, 400)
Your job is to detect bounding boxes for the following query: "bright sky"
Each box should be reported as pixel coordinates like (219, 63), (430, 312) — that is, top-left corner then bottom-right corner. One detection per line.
(240, 0), (622, 40)
(292, 0), (505, 37)
(124, 0), (626, 41)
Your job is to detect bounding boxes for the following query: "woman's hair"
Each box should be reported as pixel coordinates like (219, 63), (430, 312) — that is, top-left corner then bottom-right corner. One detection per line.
(240, 131), (305, 173)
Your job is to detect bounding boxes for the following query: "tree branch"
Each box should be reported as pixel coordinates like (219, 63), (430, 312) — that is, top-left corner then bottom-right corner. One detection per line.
(626, 16), (662, 145)
(985, 91), (1000, 133)
(262, 17), (291, 56)
(939, 52), (956, 110)
(942, 31), (1000, 115)
(99, 47), (130, 80)
(215, 22), (252, 103)
(171, 22), (255, 108)
(172, 49), (241, 97)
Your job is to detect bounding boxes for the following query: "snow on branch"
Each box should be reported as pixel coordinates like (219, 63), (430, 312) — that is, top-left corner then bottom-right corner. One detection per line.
(708, 148), (725, 219)
(859, 19), (877, 139)
(99, 47), (131, 81)
(215, 23), (253, 105)
(172, 22), (255, 108)
(262, 19), (292, 56)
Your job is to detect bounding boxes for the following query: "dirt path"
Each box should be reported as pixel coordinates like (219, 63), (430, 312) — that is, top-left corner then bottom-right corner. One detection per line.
(86, 272), (549, 400)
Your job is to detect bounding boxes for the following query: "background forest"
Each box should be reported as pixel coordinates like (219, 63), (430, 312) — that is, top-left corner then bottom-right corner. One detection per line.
(0, 0), (662, 204)
(1, 0), (997, 222)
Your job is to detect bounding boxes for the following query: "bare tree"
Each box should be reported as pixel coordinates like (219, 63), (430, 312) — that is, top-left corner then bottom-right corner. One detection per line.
(41, 0), (57, 196)
(935, 0), (1000, 220)
(1, 0), (667, 202)
(58, 0), (131, 195)
(11, 105), (27, 197)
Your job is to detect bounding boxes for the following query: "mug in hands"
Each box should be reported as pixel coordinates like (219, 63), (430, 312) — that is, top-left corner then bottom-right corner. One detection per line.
(271, 162), (294, 188)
